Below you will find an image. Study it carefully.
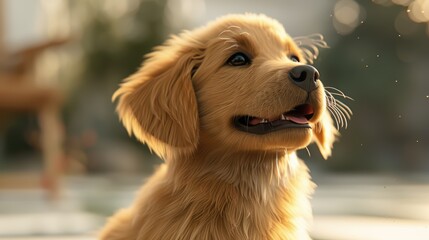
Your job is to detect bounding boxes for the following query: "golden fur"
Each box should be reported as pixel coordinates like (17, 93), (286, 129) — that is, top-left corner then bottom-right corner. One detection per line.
(100, 14), (350, 240)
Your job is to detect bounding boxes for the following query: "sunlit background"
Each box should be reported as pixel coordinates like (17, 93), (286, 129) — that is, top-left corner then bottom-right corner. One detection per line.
(0, 0), (428, 239)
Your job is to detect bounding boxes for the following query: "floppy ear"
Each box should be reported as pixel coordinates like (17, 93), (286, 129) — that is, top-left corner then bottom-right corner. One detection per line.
(113, 36), (202, 159)
(313, 111), (339, 159)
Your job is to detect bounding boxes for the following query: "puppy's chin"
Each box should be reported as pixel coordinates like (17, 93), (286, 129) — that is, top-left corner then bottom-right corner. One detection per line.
(203, 127), (313, 152)
(260, 128), (313, 150)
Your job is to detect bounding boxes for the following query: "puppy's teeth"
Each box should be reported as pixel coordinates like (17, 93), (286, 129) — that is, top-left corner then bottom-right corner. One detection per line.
(261, 119), (268, 123)
(281, 114), (286, 120)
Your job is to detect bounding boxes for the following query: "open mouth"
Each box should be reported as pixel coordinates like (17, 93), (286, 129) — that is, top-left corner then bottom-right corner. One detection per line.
(233, 104), (314, 134)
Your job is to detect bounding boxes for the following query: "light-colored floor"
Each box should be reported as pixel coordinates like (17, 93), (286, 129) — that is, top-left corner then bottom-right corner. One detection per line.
(313, 215), (429, 240)
(0, 174), (428, 240)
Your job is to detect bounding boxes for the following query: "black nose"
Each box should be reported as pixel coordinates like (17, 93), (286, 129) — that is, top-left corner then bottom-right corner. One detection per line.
(289, 65), (320, 93)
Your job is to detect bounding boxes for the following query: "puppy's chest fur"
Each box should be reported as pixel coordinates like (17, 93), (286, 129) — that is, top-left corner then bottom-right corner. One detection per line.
(129, 154), (314, 240)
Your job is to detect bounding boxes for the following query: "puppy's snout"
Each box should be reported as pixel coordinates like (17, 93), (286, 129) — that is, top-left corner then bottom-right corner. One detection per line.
(288, 65), (319, 93)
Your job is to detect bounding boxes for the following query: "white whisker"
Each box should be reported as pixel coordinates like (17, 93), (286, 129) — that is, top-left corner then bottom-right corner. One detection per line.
(329, 92), (355, 101)
(305, 147), (311, 157)
(330, 105), (344, 128)
(335, 108), (350, 129)
(325, 86), (354, 100)
(336, 101), (353, 118)
(327, 106), (340, 130)
(335, 105), (348, 128)
(324, 86), (344, 93)
(294, 34), (329, 63)
(324, 90), (337, 107)
(324, 86), (353, 129)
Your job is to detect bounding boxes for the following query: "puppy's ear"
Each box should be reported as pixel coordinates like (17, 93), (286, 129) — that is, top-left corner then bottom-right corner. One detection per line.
(113, 36), (201, 158)
(313, 112), (339, 159)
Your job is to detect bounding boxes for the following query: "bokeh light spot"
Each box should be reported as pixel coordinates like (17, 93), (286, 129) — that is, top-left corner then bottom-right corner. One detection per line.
(372, 0), (394, 6)
(408, 0), (429, 23)
(333, 0), (364, 35)
(395, 10), (419, 36)
(392, 0), (414, 6)
(334, 0), (360, 25)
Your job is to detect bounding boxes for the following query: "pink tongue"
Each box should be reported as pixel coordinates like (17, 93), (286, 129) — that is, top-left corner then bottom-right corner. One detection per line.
(249, 118), (262, 125)
(286, 115), (308, 124)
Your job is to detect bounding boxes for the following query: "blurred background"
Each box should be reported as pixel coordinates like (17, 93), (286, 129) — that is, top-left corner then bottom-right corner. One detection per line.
(0, 0), (428, 239)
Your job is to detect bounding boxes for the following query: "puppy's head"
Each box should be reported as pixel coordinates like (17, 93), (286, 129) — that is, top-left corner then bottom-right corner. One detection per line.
(114, 14), (350, 159)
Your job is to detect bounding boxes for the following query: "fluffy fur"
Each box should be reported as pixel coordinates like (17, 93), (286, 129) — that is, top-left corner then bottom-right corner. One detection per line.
(100, 14), (351, 240)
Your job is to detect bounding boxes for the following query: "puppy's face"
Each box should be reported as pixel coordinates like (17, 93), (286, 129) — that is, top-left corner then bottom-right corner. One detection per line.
(193, 19), (326, 152)
(114, 14), (348, 159)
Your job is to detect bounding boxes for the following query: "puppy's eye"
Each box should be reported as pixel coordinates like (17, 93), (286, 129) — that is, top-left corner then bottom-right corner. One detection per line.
(290, 55), (300, 62)
(227, 52), (251, 66)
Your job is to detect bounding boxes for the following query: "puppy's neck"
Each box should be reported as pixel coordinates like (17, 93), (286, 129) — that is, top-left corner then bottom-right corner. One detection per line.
(170, 147), (302, 193)
(166, 147), (313, 239)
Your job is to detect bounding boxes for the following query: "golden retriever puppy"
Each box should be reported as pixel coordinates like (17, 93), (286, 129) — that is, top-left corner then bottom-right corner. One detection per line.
(100, 13), (351, 240)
